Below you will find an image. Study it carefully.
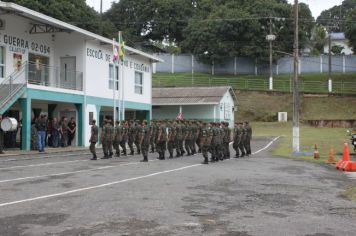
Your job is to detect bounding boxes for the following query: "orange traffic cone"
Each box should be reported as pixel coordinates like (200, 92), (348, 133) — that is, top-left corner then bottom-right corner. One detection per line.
(313, 144), (320, 160)
(327, 146), (335, 164)
(336, 143), (349, 169)
(340, 143), (356, 171)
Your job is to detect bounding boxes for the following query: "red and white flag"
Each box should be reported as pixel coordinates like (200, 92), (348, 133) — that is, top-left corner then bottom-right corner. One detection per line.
(176, 112), (183, 120)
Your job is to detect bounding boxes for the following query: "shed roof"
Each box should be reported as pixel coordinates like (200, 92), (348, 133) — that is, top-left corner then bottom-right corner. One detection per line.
(0, 2), (163, 63)
(152, 86), (237, 106)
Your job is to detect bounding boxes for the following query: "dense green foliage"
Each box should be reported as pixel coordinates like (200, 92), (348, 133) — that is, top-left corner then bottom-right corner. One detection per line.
(317, 0), (356, 32)
(3, 0), (116, 38)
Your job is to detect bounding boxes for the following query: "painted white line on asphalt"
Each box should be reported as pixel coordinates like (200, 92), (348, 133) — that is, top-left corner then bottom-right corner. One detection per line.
(0, 161), (145, 184)
(0, 137), (280, 207)
(0, 160), (89, 170)
(0, 159), (159, 184)
(0, 164), (202, 208)
(252, 136), (281, 155)
(0, 152), (91, 162)
(345, 172), (356, 180)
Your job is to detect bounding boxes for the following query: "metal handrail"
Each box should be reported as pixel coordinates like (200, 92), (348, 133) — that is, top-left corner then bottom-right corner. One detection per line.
(0, 62), (28, 107)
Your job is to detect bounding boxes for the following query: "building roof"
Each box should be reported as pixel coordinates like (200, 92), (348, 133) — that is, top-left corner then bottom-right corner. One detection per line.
(152, 86), (237, 106)
(0, 2), (163, 63)
(330, 32), (346, 40)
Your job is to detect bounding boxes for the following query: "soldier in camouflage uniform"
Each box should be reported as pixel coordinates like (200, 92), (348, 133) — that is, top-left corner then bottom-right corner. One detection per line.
(149, 120), (157, 153)
(113, 120), (122, 157)
(167, 121), (176, 159)
(199, 122), (212, 164)
(175, 120), (184, 157)
(60, 117), (68, 147)
(134, 120), (141, 155)
(30, 118), (38, 151)
(191, 120), (198, 155)
(120, 121), (128, 156)
(140, 120), (150, 162)
(184, 121), (193, 156)
(233, 122), (240, 158)
(0, 115), (4, 154)
(127, 120), (135, 155)
(101, 119), (114, 159)
(196, 121), (203, 153)
(244, 121), (252, 156)
(238, 122), (246, 157)
(156, 120), (167, 160)
(222, 122), (231, 159)
(89, 119), (99, 160)
(211, 122), (222, 162)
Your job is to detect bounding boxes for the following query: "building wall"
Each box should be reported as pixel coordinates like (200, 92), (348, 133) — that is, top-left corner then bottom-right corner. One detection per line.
(85, 41), (152, 106)
(152, 104), (216, 121)
(217, 91), (235, 127)
(0, 14), (53, 81)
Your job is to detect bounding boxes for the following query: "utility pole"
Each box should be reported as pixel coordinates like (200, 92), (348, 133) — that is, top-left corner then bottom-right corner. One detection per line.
(328, 32), (332, 93)
(99, 0), (103, 35)
(292, 0), (300, 153)
(266, 18), (276, 90)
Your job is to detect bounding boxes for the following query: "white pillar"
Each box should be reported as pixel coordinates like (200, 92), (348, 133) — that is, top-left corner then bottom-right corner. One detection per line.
(212, 60), (215, 75)
(298, 59), (301, 75)
(171, 54), (174, 74)
(276, 64), (279, 75)
(269, 76), (273, 90)
(328, 79), (332, 93)
(343, 55), (346, 73)
(254, 65), (258, 75)
(234, 57), (237, 75)
(179, 105), (182, 113)
(320, 55), (323, 73)
(213, 105), (216, 122)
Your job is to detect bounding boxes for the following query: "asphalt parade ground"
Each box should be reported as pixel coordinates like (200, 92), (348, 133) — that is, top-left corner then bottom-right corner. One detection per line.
(0, 137), (355, 236)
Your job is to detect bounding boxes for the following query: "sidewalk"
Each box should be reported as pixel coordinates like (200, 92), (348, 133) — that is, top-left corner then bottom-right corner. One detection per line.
(0, 146), (88, 158)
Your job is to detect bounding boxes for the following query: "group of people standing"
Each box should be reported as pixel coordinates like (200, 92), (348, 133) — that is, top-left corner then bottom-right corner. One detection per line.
(89, 119), (252, 164)
(31, 115), (77, 152)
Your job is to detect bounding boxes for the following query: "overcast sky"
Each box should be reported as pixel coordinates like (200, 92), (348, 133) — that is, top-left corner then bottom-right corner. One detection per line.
(86, 0), (343, 18)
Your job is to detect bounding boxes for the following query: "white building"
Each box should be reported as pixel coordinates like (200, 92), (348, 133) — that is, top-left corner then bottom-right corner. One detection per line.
(0, 2), (162, 150)
(152, 86), (237, 127)
(324, 32), (353, 55)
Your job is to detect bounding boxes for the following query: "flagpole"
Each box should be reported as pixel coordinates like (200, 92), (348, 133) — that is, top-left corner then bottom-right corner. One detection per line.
(112, 38), (117, 125)
(119, 31), (125, 121)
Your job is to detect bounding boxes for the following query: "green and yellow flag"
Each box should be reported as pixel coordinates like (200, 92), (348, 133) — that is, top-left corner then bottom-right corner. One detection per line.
(118, 32), (125, 61)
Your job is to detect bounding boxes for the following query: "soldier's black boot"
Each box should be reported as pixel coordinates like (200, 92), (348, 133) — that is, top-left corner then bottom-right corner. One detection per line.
(140, 156), (148, 162)
(129, 150), (134, 156)
(176, 151), (181, 158)
(101, 154), (109, 159)
(169, 152), (173, 159)
(109, 152), (113, 158)
(241, 152), (245, 157)
(116, 152), (120, 157)
(202, 156), (209, 164)
(91, 154), (97, 160)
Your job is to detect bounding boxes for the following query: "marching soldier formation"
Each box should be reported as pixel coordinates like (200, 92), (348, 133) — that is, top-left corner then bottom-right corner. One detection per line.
(89, 119), (252, 164)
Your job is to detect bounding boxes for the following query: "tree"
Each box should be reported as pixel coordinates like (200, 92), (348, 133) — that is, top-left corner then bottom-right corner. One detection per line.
(310, 25), (327, 54)
(345, 8), (356, 53)
(317, 0), (356, 32)
(3, 0), (116, 38)
(181, 0), (314, 64)
(105, 0), (196, 46)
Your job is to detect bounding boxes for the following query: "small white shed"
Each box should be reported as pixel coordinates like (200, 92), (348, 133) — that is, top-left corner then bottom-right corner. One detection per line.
(152, 86), (237, 127)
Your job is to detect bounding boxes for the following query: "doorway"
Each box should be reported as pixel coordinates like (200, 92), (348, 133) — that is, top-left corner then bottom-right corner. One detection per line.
(60, 57), (76, 89)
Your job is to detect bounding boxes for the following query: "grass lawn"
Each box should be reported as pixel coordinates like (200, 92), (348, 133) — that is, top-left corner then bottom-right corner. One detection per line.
(153, 72), (356, 94)
(253, 122), (353, 164)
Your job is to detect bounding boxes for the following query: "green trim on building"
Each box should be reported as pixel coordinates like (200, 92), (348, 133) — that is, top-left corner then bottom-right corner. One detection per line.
(27, 88), (84, 103)
(19, 98), (31, 150)
(75, 104), (84, 146)
(86, 96), (151, 111)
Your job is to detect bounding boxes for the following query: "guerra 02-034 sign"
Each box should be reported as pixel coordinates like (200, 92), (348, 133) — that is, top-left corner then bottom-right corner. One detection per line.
(0, 32), (51, 55)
